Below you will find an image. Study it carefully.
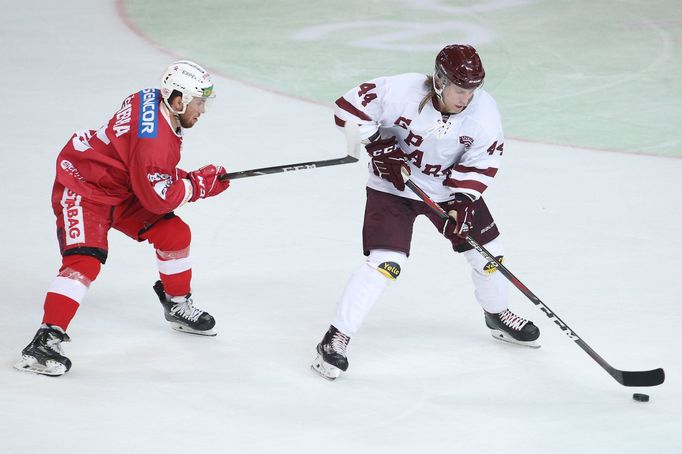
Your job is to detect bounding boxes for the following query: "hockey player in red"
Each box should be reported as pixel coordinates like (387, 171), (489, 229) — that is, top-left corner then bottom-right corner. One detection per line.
(14, 60), (230, 376)
(312, 45), (541, 380)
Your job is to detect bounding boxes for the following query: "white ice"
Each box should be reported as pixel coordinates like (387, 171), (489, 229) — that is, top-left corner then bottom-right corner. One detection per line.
(1, 1), (681, 453)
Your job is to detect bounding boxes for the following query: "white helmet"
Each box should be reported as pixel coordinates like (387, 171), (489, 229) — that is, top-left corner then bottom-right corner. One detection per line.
(160, 60), (215, 114)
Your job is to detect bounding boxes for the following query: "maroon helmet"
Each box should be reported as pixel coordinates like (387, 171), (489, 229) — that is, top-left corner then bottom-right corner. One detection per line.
(434, 44), (485, 92)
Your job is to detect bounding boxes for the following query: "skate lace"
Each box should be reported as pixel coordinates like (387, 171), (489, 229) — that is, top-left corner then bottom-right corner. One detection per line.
(39, 329), (68, 355)
(46, 336), (65, 355)
(170, 297), (204, 322)
(330, 331), (350, 355)
(499, 309), (529, 331)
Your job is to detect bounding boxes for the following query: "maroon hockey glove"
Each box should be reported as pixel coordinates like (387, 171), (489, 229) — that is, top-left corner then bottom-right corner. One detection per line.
(366, 137), (410, 191)
(188, 165), (230, 202)
(441, 195), (475, 239)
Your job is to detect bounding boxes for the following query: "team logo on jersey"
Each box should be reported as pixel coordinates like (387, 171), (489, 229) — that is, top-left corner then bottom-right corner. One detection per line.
(147, 171), (173, 200)
(376, 262), (401, 280)
(483, 255), (504, 275)
(61, 188), (84, 246)
(459, 136), (474, 149)
(138, 89), (159, 139)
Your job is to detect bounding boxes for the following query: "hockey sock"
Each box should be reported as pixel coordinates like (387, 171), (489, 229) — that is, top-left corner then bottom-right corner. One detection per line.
(43, 255), (100, 330)
(141, 216), (192, 296)
(332, 249), (407, 336)
(43, 293), (80, 330)
(157, 268), (192, 296)
(462, 237), (508, 314)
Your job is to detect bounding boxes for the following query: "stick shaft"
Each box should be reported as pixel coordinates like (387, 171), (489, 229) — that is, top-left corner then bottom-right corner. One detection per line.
(402, 175), (664, 387)
(219, 155), (358, 180)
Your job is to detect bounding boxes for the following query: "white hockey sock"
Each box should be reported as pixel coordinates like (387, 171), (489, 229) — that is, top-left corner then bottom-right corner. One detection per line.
(332, 250), (406, 336)
(462, 237), (509, 314)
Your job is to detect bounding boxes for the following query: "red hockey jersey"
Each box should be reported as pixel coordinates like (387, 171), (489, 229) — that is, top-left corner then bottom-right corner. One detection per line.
(55, 89), (189, 214)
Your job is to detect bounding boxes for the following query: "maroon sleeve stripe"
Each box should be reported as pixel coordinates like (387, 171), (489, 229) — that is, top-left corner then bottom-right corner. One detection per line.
(334, 115), (345, 127)
(454, 164), (498, 177)
(445, 178), (488, 193)
(335, 96), (372, 121)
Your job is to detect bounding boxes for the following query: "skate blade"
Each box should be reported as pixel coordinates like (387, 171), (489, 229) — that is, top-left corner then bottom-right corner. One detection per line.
(311, 354), (341, 381)
(13, 355), (67, 376)
(169, 322), (217, 336)
(489, 329), (541, 348)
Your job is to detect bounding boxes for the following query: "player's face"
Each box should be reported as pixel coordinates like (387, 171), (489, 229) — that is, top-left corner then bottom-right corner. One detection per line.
(179, 97), (208, 128)
(439, 84), (476, 114)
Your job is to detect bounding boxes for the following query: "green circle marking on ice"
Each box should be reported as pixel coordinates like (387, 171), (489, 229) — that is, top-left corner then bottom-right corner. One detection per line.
(124, 0), (682, 157)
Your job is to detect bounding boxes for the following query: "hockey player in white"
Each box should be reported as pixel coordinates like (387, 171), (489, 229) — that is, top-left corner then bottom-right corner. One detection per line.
(312, 44), (540, 381)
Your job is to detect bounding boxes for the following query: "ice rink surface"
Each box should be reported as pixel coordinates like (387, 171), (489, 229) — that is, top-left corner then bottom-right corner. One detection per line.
(1, 1), (681, 453)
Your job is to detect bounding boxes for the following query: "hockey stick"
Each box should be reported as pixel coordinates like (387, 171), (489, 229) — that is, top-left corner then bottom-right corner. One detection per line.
(400, 169), (665, 387)
(219, 123), (362, 180)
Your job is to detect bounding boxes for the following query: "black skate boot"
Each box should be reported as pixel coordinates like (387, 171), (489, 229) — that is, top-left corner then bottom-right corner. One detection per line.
(153, 280), (216, 336)
(14, 324), (72, 376)
(485, 309), (540, 348)
(311, 325), (350, 380)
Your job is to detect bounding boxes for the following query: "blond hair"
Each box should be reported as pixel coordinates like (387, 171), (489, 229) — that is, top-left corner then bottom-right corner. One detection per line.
(418, 75), (436, 113)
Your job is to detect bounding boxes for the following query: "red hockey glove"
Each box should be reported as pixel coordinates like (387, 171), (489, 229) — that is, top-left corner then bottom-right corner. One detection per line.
(441, 195), (475, 240)
(366, 137), (410, 191)
(188, 165), (230, 202)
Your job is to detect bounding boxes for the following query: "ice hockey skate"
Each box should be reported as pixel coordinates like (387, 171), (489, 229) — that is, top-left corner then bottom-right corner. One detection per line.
(153, 280), (216, 336)
(14, 324), (72, 376)
(485, 309), (540, 348)
(311, 325), (350, 380)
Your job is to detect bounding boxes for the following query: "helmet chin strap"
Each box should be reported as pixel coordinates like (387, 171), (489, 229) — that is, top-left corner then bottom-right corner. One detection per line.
(432, 75), (449, 112)
(433, 73), (445, 101)
(163, 98), (187, 116)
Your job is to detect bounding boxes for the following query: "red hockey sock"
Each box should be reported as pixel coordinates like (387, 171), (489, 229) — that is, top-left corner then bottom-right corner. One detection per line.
(41, 254), (101, 330)
(43, 293), (80, 331)
(142, 216), (193, 297)
(160, 269), (192, 297)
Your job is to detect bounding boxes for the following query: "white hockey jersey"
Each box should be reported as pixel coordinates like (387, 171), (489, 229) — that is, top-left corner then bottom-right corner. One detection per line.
(334, 73), (504, 203)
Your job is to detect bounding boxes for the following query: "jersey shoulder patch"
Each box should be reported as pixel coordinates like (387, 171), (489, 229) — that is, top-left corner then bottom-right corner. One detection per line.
(137, 89), (160, 139)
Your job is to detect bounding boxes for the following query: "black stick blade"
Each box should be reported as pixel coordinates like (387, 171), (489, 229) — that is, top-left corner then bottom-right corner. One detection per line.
(613, 368), (665, 387)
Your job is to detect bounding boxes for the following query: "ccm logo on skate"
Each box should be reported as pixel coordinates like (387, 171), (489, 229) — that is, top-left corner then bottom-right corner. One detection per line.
(138, 89), (159, 138)
(61, 188), (84, 245)
(377, 262), (401, 280)
(483, 256), (504, 274)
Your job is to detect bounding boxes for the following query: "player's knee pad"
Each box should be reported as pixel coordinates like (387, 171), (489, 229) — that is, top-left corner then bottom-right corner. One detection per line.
(366, 249), (407, 281)
(59, 254), (102, 285)
(463, 237), (505, 277)
(145, 216), (192, 251)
